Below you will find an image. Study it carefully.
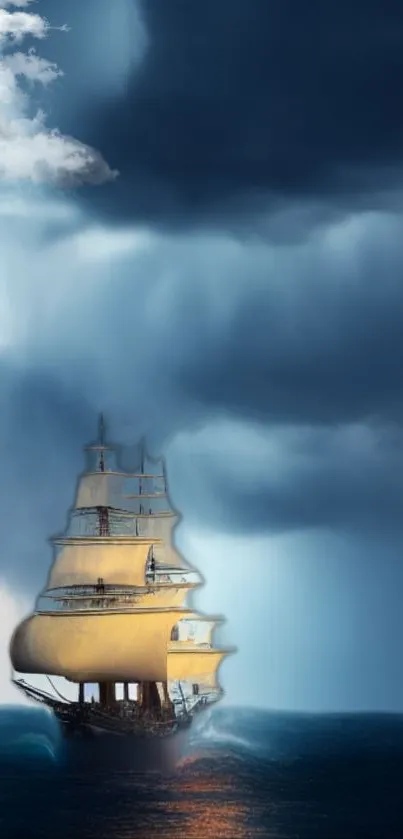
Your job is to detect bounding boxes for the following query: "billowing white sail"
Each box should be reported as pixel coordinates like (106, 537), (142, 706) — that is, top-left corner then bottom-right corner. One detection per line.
(176, 617), (221, 644)
(47, 541), (152, 589)
(75, 472), (125, 509)
(11, 609), (191, 683)
(167, 648), (227, 683)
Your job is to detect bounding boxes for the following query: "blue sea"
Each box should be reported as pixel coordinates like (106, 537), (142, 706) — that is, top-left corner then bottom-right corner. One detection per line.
(1, 705), (403, 838)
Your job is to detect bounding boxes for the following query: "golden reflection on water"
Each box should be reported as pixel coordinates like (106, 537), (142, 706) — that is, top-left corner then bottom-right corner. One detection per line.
(155, 799), (257, 838)
(133, 751), (267, 839)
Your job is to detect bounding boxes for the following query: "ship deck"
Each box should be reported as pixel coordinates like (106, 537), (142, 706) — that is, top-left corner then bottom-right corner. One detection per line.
(12, 678), (219, 738)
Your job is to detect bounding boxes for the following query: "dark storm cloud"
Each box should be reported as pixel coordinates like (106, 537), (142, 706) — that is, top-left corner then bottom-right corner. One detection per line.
(25, 210), (403, 434)
(49, 0), (403, 225)
(1, 206), (403, 586)
(169, 423), (403, 536)
(172, 214), (403, 427)
(3, 0), (403, 587)
(0, 364), (95, 591)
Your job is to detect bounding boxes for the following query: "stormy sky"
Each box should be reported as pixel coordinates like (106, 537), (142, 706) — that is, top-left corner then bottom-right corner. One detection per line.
(1, 0), (403, 710)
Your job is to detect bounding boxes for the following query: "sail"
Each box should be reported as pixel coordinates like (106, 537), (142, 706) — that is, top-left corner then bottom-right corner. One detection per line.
(10, 610), (191, 683)
(152, 543), (192, 572)
(167, 649), (227, 683)
(174, 617), (220, 645)
(134, 513), (174, 541)
(46, 541), (152, 589)
(75, 472), (125, 509)
(195, 671), (221, 690)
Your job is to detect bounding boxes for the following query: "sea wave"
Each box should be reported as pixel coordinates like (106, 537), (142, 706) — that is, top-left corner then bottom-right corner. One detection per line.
(190, 707), (256, 753)
(2, 706), (403, 838)
(0, 706), (62, 763)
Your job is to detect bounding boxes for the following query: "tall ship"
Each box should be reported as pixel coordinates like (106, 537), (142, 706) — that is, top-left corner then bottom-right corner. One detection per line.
(9, 416), (233, 743)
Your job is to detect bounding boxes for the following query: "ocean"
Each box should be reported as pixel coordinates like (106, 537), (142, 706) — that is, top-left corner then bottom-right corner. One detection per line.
(1, 705), (403, 838)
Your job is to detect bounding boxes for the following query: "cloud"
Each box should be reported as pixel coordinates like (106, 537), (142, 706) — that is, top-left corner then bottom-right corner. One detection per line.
(0, 118), (118, 186)
(28, 0), (147, 116)
(2, 204), (402, 419)
(0, 190), (78, 219)
(0, 1), (117, 185)
(0, 1), (36, 7)
(71, 225), (153, 262)
(0, 199), (402, 564)
(168, 420), (403, 535)
(0, 8), (49, 41)
(3, 48), (62, 83)
(60, 0), (403, 227)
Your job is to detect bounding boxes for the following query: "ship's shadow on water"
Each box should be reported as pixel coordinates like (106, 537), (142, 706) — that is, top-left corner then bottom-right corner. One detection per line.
(2, 705), (403, 838)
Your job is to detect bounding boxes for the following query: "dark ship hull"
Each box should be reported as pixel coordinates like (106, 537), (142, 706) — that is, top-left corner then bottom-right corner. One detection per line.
(56, 701), (194, 740)
(12, 677), (213, 770)
(59, 705), (194, 771)
(13, 678), (211, 733)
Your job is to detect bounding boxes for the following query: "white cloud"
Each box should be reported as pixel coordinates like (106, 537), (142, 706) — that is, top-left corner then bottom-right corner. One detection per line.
(0, 9), (48, 42)
(0, 115), (118, 185)
(3, 48), (62, 84)
(0, 59), (19, 103)
(0, 1), (36, 7)
(0, 2), (117, 186)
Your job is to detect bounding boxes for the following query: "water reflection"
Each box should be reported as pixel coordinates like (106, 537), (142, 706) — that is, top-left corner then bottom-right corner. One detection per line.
(130, 752), (266, 839)
(149, 800), (258, 838)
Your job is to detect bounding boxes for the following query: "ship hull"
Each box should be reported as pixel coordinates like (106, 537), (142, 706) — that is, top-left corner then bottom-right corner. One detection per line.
(60, 713), (192, 772)
(57, 708), (192, 740)
(12, 678), (194, 769)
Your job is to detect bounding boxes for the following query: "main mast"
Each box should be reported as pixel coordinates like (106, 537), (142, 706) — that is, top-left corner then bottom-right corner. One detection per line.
(97, 413), (110, 537)
(94, 414), (114, 708)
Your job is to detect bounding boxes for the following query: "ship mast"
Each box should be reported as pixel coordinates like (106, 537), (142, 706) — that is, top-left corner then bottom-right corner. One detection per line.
(97, 413), (110, 538)
(95, 413), (115, 707)
(99, 413), (105, 472)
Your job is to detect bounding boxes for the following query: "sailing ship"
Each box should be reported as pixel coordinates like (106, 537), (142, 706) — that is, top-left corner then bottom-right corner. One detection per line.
(9, 416), (233, 741)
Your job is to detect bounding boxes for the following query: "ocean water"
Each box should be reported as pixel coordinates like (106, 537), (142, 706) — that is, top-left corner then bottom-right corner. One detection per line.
(1, 705), (403, 838)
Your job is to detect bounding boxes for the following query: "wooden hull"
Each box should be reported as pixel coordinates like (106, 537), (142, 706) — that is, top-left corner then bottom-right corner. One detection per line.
(11, 677), (217, 770)
(56, 703), (192, 739)
(60, 714), (192, 772)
